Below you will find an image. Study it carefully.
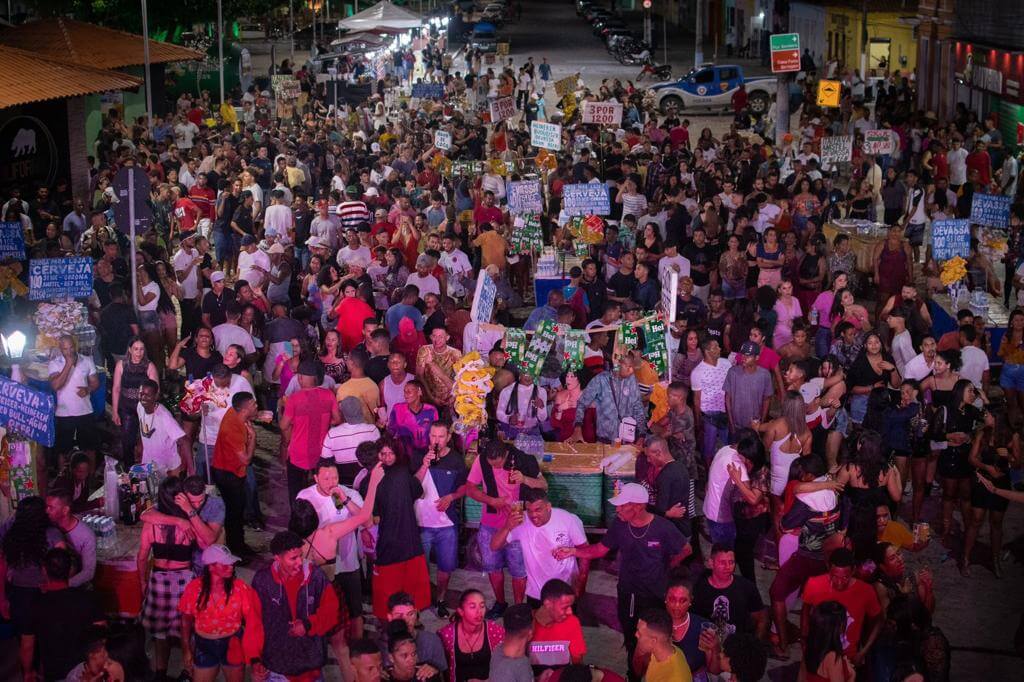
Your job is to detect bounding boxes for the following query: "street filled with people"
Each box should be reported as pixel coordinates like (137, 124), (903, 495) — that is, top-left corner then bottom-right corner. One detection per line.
(2, 4), (1024, 682)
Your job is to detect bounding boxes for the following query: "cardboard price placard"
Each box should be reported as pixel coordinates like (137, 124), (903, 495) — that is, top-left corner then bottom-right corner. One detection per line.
(861, 129), (895, 155)
(582, 101), (623, 126)
(489, 96), (516, 124)
(434, 129), (452, 151)
(530, 121), (562, 151)
(819, 135), (853, 165)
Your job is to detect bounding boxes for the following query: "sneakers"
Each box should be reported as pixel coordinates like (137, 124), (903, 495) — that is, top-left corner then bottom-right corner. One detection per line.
(485, 601), (508, 619)
(435, 601), (450, 619)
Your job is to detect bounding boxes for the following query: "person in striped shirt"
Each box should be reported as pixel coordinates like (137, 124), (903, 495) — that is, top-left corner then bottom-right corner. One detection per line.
(338, 185), (370, 231)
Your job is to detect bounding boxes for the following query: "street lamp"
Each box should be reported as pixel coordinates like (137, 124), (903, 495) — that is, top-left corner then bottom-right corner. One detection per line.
(1, 330), (27, 383)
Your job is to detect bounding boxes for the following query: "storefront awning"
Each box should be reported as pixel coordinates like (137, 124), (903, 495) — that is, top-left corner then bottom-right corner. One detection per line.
(0, 17), (203, 70)
(0, 45), (143, 109)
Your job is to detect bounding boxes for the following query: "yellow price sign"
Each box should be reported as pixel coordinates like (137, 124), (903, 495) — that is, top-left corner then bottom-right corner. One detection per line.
(817, 79), (841, 108)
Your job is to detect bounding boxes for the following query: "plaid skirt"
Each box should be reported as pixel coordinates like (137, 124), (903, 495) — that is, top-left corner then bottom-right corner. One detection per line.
(141, 568), (193, 637)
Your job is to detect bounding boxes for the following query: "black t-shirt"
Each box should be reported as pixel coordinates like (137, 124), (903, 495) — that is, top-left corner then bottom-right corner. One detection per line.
(682, 243), (715, 286)
(217, 193), (241, 232)
(371, 466), (424, 565)
(98, 300), (138, 358)
(652, 460), (692, 539)
(608, 271), (637, 299)
(231, 205), (254, 236)
(691, 573), (765, 637)
(202, 288), (237, 327)
(28, 587), (103, 682)
(366, 355), (390, 385)
(182, 347), (224, 380)
(601, 515), (686, 599)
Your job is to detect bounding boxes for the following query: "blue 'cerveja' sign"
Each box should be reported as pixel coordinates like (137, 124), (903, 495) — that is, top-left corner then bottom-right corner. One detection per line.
(970, 193), (1011, 228)
(0, 374), (55, 446)
(562, 183), (610, 216)
(931, 219), (972, 261)
(0, 221), (25, 261)
(29, 257), (94, 300)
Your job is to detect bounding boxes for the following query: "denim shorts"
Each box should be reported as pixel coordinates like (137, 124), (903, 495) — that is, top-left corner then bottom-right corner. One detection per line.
(215, 231), (238, 262)
(705, 518), (737, 547)
(904, 222), (925, 247)
(476, 523), (527, 577)
(1000, 362), (1024, 391)
(194, 633), (242, 669)
(848, 394), (868, 424)
(421, 525), (459, 573)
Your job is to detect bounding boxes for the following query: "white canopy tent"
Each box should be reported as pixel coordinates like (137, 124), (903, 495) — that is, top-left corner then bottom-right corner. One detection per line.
(339, 2), (423, 31)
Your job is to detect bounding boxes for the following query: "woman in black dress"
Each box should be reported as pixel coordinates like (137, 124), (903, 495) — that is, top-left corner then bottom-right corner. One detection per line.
(964, 414), (1017, 576)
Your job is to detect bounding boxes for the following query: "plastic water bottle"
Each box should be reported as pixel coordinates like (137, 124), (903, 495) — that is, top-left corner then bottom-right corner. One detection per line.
(103, 457), (120, 518)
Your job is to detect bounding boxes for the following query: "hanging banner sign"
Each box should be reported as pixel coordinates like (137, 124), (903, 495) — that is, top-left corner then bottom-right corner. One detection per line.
(0, 221), (26, 261)
(582, 101), (623, 126)
(562, 183), (610, 216)
(530, 121), (562, 151)
(0, 374), (56, 447)
(412, 83), (445, 99)
(507, 180), (543, 214)
(29, 257), (93, 300)
(970, 193), (1012, 228)
(520, 319), (558, 378)
(931, 219), (972, 261)
(506, 328), (527, 368)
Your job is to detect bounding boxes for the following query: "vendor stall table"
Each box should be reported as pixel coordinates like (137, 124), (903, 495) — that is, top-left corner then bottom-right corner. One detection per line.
(464, 442), (637, 528)
(822, 220), (889, 275)
(929, 293), (1009, 362)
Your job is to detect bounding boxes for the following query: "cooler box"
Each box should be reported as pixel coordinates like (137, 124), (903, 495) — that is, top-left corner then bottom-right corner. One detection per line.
(94, 558), (143, 618)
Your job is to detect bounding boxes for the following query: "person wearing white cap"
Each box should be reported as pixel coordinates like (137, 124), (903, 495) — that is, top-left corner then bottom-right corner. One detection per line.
(265, 242), (292, 306)
(405, 254), (441, 299)
(178, 545), (262, 680)
(553, 481), (689, 673)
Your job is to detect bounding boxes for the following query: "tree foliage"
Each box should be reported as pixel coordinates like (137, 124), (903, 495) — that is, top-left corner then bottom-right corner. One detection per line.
(33, 0), (284, 34)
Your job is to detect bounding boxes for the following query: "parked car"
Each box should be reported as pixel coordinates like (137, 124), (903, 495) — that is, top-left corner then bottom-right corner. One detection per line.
(647, 63), (775, 115)
(469, 27), (499, 53)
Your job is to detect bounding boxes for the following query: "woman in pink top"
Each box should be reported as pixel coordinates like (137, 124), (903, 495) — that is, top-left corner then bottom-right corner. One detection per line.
(773, 280), (803, 349)
(811, 272), (848, 357)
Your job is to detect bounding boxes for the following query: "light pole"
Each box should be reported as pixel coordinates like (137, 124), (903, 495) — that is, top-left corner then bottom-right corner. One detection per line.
(694, 0), (703, 66)
(289, 0), (295, 62)
(217, 0), (225, 105)
(141, 0), (153, 135)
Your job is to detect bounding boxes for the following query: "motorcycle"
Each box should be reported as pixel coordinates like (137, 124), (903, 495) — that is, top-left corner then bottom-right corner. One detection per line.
(636, 60), (671, 82)
(610, 38), (650, 65)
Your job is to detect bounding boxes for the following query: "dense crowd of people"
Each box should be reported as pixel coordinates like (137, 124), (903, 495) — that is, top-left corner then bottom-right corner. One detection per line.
(2, 9), (1024, 682)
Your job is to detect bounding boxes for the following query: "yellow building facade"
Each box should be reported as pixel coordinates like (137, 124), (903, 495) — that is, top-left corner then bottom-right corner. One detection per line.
(824, 5), (918, 77)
